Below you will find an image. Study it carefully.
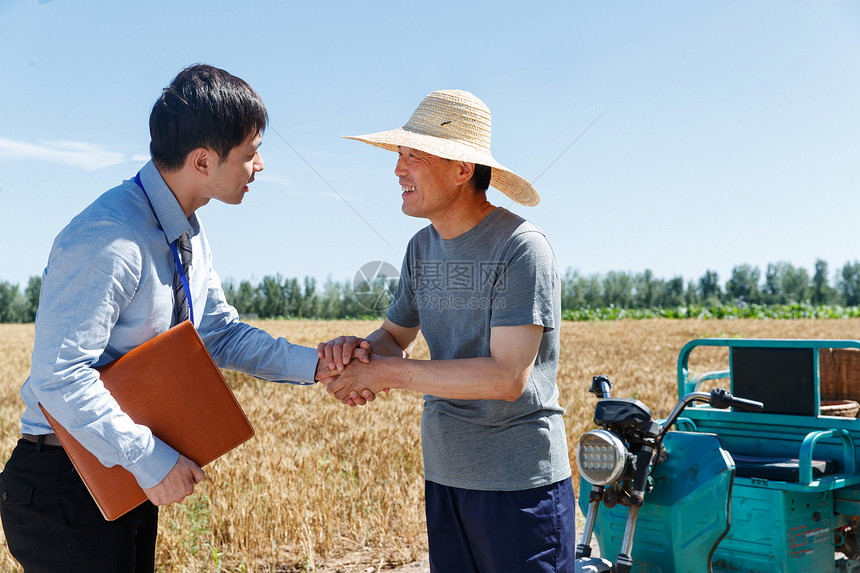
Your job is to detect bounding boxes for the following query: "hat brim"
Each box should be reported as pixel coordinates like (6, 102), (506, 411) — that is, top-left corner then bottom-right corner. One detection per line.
(343, 128), (540, 206)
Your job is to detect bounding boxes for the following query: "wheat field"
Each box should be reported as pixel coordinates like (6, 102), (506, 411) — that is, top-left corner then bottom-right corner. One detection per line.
(1, 318), (859, 572)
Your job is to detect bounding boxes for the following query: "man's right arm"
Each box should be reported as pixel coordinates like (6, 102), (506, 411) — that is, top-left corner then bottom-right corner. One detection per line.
(196, 266), (321, 385)
(322, 323), (544, 404)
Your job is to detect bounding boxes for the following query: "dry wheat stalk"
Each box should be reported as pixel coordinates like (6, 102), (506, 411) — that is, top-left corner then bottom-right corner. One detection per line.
(1, 319), (859, 571)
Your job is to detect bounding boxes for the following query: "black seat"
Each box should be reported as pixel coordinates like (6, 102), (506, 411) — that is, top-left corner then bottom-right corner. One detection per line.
(731, 454), (840, 482)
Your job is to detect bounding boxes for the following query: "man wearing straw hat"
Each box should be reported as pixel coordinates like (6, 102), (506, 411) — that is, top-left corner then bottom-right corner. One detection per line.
(318, 90), (575, 571)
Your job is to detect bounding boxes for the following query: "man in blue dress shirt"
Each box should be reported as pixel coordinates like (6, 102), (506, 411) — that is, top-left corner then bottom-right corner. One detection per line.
(0, 64), (332, 572)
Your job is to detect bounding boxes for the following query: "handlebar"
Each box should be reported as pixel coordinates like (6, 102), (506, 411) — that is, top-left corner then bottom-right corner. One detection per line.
(709, 387), (764, 412)
(590, 375), (612, 399)
(658, 388), (763, 438)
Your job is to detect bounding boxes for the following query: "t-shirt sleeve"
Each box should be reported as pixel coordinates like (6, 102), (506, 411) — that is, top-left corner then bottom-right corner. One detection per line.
(489, 230), (559, 332)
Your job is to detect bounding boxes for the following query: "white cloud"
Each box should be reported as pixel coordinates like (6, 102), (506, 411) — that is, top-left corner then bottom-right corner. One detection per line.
(0, 136), (143, 171)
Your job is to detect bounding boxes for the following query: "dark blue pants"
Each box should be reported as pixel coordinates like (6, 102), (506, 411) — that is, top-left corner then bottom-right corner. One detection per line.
(425, 477), (576, 573)
(0, 438), (158, 572)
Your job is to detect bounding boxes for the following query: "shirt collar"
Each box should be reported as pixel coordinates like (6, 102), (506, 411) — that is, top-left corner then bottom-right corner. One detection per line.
(137, 160), (199, 243)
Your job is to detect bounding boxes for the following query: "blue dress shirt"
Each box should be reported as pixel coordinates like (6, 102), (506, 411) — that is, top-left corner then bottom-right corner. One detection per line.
(19, 160), (318, 489)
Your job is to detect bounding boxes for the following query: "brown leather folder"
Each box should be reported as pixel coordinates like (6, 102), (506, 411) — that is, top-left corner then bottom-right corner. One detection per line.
(39, 320), (255, 521)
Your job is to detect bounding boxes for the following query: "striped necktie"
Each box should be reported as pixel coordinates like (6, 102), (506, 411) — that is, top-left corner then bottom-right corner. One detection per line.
(173, 232), (192, 325)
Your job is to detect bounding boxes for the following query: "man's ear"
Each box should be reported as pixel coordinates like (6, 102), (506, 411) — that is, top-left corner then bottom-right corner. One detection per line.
(186, 147), (214, 176)
(454, 161), (475, 186)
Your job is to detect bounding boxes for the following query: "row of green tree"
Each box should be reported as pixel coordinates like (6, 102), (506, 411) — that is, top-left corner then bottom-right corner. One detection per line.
(562, 259), (846, 309)
(1, 259), (858, 323)
(0, 277), (42, 323)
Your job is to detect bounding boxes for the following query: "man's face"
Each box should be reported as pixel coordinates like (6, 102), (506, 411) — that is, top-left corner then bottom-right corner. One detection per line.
(394, 146), (464, 220)
(209, 131), (264, 205)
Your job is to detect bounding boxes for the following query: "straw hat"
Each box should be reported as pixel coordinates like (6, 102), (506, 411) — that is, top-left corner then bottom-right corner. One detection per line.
(344, 89), (539, 206)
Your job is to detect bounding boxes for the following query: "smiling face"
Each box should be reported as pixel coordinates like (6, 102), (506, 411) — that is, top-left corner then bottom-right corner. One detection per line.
(394, 146), (469, 221)
(208, 131), (265, 205)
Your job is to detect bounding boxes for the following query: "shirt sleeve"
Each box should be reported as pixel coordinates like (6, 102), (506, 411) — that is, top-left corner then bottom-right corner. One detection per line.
(29, 218), (179, 490)
(489, 230), (559, 332)
(197, 267), (319, 384)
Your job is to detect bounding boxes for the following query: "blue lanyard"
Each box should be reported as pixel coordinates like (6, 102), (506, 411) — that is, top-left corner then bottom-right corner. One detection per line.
(134, 172), (195, 325)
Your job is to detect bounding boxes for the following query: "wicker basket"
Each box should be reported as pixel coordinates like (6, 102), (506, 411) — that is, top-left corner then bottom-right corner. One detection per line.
(820, 399), (860, 418)
(820, 348), (860, 402)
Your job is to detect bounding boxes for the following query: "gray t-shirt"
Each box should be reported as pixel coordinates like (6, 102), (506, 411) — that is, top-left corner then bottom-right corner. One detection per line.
(387, 207), (571, 491)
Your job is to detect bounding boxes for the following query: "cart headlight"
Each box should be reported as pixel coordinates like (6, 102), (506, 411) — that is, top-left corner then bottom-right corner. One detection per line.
(576, 429), (629, 485)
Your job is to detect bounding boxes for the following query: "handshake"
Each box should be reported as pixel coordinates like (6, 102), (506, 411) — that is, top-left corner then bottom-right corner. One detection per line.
(314, 335), (391, 407)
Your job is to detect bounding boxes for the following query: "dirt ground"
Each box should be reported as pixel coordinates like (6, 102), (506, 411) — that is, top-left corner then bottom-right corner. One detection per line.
(317, 553), (429, 573)
(384, 555), (430, 572)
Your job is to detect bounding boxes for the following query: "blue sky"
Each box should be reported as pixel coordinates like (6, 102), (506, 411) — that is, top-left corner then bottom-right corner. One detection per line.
(1, 0), (858, 291)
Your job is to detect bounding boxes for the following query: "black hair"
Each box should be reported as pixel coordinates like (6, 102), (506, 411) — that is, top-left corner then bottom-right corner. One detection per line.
(149, 63), (268, 171)
(472, 163), (492, 193)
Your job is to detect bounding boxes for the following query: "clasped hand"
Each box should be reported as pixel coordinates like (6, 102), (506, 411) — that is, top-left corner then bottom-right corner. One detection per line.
(316, 336), (387, 406)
